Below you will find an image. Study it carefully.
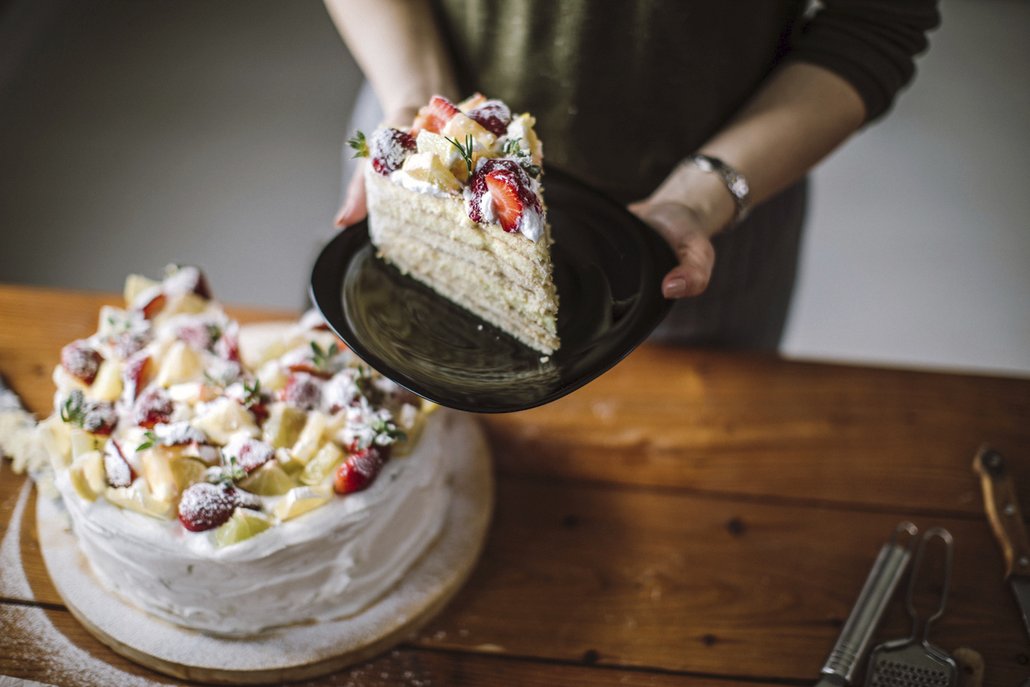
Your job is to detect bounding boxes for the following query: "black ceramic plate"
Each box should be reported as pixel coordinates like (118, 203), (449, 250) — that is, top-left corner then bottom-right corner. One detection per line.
(310, 169), (675, 413)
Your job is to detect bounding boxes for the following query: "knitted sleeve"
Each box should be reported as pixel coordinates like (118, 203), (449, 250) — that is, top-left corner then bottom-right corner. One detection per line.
(787, 0), (941, 121)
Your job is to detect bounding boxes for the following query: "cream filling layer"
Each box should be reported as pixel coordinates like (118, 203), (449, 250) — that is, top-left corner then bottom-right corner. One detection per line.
(56, 410), (454, 637)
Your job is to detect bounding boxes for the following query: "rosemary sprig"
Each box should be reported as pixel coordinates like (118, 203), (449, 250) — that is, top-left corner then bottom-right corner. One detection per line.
(347, 130), (370, 158)
(445, 133), (475, 177)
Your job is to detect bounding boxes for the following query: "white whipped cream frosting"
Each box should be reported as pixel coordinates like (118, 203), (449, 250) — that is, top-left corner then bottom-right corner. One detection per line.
(55, 410), (454, 637)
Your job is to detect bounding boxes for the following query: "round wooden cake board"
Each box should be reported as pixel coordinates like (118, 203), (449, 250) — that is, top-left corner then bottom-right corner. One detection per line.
(36, 412), (493, 685)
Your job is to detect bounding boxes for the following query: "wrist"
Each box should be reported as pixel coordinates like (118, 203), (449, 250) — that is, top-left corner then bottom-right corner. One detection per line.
(651, 161), (738, 237)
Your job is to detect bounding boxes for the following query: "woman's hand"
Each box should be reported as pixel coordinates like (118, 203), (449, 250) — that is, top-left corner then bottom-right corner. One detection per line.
(334, 162), (367, 228)
(628, 160), (736, 299)
(628, 200), (719, 299)
(333, 107), (419, 229)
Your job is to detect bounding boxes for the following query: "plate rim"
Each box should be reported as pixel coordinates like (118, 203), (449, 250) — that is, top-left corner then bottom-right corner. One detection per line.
(310, 168), (674, 413)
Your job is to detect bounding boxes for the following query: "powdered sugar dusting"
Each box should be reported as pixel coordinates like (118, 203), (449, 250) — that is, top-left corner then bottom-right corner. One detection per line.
(32, 413), (491, 677)
(0, 480), (34, 600)
(176, 482), (237, 531)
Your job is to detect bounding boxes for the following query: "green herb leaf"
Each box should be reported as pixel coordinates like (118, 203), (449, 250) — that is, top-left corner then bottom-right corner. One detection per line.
(504, 137), (524, 156)
(347, 131), (370, 158)
(60, 390), (87, 427)
(136, 430), (158, 452)
(445, 134), (475, 177)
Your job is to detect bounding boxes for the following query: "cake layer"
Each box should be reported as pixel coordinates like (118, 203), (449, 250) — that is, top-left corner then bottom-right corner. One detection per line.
(366, 169), (559, 354)
(56, 409), (454, 637)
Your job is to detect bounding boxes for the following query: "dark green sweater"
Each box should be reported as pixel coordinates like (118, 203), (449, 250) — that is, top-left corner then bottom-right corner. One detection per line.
(433, 0), (940, 203)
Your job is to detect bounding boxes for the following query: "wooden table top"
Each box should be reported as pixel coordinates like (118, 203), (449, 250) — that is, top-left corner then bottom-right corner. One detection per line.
(1, 283), (1028, 686)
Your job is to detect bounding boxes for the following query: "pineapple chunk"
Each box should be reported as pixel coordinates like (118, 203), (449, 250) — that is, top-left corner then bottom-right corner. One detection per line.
(39, 414), (72, 470)
(440, 111), (497, 150)
(240, 461), (296, 496)
(214, 509), (272, 547)
(70, 428), (103, 460)
(416, 130), (465, 180)
(163, 292), (208, 316)
(262, 403), (307, 449)
(299, 442), (344, 486)
(275, 447), (304, 475)
(141, 448), (205, 502)
(457, 92), (488, 112)
(123, 274), (160, 307)
(400, 152), (462, 193)
(274, 485), (332, 521)
(140, 448), (177, 503)
(192, 397), (259, 445)
(256, 361), (288, 394)
(89, 359), (123, 402)
(507, 112), (542, 165)
(291, 411), (328, 465)
(170, 456), (207, 492)
(105, 482), (174, 520)
(68, 450), (106, 501)
(155, 341), (202, 387)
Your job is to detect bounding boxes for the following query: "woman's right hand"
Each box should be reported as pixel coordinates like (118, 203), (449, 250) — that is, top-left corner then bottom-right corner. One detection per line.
(334, 162), (367, 228)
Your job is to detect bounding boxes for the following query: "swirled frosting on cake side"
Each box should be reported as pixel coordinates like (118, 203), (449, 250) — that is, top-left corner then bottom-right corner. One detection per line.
(38, 266), (454, 636)
(55, 410), (453, 636)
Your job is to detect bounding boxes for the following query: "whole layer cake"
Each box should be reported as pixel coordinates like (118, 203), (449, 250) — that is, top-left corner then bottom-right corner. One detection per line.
(39, 267), (454, 636)
(354, 93), (560, 355)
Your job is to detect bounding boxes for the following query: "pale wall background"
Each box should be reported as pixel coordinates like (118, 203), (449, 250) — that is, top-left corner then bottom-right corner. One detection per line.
(1, 0), (1027, 377)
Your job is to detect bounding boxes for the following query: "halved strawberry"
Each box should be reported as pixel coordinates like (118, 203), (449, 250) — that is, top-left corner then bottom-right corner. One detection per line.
(134, 287), (167, 320)
(122, 353), (152, 400)
(61, 340), (103, 385)
(413, 95), (460, 134)
(333, 446), (389, 495)
(103, 438), (136, 488)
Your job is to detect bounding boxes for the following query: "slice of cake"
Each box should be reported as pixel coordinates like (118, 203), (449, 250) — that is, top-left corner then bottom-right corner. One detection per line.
(352, 93), (560, 355)
(37, 266), (459, 636)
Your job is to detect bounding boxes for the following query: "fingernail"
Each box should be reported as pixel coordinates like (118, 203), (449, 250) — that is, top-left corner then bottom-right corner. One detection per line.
(663, 278), (686, 298)
(335, 206), (351, 227)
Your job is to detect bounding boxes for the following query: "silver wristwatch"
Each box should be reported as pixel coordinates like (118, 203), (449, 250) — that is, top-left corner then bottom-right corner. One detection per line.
(686, 153), (751, 223)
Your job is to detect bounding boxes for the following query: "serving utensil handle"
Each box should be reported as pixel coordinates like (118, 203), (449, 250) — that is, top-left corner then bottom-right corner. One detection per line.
(820, 522), (918, 684)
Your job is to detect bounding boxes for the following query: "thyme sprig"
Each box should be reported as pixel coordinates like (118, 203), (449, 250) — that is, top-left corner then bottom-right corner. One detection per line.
(136, 430), (158, 452)
(310, 341), (340, 372)
(60, 390), (87, 427)
(502, 137), (541, 178)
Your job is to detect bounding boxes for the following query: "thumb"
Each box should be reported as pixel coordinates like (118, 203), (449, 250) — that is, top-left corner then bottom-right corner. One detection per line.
(334, 167), (368, 228)
(629, 201), (716, 299)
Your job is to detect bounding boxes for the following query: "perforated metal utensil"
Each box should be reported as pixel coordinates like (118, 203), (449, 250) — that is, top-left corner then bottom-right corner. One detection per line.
(865, 527), (958, 687)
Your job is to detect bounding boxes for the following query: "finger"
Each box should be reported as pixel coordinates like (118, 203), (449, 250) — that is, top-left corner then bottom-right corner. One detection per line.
(334, 170), (367, 228)
(629, 202), (715, 299)
(662, 231), (714, 298)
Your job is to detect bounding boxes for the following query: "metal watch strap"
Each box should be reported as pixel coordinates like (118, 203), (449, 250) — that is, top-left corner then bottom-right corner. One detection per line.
(686, 153), (751, 224)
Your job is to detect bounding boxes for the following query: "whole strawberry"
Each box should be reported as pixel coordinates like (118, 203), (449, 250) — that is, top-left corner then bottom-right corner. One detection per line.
(178, 482), (239, 532)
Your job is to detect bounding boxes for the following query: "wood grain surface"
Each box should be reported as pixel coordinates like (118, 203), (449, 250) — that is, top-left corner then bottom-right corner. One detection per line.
(2, 284), (1028, 686)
